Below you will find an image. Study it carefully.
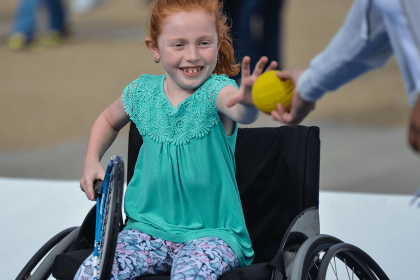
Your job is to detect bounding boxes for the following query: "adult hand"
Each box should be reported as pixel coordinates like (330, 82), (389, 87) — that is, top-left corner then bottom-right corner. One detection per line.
(409, 96), (420, 153)
(80, 159), (105, 201)
(271, 69), (316, 125)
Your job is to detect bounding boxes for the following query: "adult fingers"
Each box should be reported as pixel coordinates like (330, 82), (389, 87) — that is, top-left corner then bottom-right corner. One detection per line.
(271, 104), (294, 124)
(409, 123), (420, 152)
(276, 69), (293, 80)
(408, 99), (420, 153)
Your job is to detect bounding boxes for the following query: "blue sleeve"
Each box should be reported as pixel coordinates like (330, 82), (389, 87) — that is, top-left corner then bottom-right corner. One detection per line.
(298, 0), (394, 102)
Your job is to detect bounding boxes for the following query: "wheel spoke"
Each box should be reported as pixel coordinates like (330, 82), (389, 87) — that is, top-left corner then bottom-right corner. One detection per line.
(329, 257), (339, 280)
(334, 257), (339, 279)
(344, 258), (352, 279)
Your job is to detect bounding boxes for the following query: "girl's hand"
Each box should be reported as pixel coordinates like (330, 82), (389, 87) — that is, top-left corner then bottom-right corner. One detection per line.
(226, 56), (278, 108)
(80, 159), (105, 201)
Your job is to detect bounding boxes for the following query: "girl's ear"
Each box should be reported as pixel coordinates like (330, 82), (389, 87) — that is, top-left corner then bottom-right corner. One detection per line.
(145, 37), (160, 60)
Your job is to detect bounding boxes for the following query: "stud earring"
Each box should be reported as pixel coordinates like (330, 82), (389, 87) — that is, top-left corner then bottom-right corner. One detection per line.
(155, 58), (160, 63)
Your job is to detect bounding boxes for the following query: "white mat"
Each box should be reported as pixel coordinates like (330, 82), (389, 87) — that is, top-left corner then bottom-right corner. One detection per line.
(1, 178), (418, 279)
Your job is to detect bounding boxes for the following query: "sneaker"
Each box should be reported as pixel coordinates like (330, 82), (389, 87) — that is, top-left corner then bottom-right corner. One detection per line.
(41, 27), (72, 47)
(7, 33), (26, 50)
(27, 40), (43, 52)
(7, 33), (43, 52)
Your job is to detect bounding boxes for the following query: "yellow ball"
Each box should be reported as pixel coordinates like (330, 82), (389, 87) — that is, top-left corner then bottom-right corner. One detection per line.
(252, 70), (295, 114)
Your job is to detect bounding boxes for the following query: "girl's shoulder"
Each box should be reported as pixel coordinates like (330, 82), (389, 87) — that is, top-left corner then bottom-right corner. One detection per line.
(205, 73), (237, 86)
(124, 74), (165, 95)
(204, 74), (238, 106)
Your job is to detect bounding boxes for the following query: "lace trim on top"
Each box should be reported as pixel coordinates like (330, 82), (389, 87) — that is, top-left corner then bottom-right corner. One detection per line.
(122, 74), (238, 145)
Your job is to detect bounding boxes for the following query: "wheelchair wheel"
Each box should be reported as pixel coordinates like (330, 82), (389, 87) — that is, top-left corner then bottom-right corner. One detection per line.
(291, 235), (388, 280)
(97, 156), (124, 280)
(317, 243), (389, 280)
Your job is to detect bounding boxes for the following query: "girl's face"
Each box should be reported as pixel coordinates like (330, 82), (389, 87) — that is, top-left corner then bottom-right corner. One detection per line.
(148, 9), (219, 93)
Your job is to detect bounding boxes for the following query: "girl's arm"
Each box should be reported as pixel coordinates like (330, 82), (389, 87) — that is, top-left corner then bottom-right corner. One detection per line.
(216, 87), (259, 124)
(80, 94), (130, 201)
(216, 56), (277, 124)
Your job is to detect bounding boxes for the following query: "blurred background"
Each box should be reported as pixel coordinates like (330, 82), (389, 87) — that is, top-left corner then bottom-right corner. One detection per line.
(1, 1), (420, 279)
(0, 0), (418, 193)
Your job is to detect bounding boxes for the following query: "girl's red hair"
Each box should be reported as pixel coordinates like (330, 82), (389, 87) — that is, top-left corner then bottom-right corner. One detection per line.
(145, 0), (240, 76)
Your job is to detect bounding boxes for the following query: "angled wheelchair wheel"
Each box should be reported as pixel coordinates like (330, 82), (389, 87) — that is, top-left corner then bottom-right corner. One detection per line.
(16, 227), (79, 280)
(316, 243), (389, 280)
(291, 235), (342, 280)
(97, 156), (125, 280)
(291, 235), (388, 280)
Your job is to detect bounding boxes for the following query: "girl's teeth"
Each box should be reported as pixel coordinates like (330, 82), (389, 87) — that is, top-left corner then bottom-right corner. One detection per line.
(183, 67), (202, 74)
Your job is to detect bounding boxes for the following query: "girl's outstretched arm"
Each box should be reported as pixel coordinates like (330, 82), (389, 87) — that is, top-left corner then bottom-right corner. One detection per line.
(80, 94), (130, 201)
(217, 56), (277, 124)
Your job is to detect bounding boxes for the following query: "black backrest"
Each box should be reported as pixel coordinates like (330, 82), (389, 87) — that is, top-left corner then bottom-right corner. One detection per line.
(127, 122), (320, 264)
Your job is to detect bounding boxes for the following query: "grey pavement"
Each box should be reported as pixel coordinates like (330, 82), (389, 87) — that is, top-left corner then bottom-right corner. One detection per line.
(1, 120), (419, 195)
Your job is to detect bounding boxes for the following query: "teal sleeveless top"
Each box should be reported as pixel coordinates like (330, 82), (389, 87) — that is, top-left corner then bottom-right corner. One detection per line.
(122, 74), (254, 266)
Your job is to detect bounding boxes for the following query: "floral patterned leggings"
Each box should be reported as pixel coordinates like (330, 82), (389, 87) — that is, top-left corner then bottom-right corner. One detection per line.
(74, 229), (240, 280)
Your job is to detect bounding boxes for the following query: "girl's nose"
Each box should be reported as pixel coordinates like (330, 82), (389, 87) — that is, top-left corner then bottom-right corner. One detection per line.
(185, 46), (200, 62)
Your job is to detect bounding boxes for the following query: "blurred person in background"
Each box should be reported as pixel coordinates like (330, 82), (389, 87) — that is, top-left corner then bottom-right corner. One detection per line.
(7, 0), (70, 51)
(70, 0), (109, 15)
(224, 0), (285, 83)
(271, 0), (420, 199)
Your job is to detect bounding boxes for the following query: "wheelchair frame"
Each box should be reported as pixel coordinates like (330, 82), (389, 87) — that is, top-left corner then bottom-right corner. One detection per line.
(16, 125), (389, 280)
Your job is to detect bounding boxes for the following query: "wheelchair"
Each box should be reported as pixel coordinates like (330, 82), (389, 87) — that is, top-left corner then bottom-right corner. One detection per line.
(16, 124), (389, 280)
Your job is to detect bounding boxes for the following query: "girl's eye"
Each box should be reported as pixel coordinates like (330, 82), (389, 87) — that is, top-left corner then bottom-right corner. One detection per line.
(174, 44), (184, 48)
(200, 42), (209, 46)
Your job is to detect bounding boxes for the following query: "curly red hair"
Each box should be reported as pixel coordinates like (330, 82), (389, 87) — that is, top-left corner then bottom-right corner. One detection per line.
(145, 0), (240, 76)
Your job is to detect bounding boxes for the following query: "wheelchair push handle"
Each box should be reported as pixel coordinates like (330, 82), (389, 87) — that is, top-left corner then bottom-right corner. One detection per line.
(79, 179), (103, 199)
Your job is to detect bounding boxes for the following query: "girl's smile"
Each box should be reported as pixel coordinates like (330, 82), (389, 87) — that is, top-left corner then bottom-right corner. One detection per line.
(180, 66), (204, 77)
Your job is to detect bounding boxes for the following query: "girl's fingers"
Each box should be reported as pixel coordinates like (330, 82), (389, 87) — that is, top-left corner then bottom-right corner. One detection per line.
(252, 56), (268, 77)
(241, 56), (251, 78)
(226, 97), (238, 107)
(264, 61), (278, 73)
(84, 180), (95, 201)
(226, 92), (243, 107)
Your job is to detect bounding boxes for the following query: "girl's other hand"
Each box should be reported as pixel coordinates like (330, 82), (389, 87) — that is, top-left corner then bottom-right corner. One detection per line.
(226, 56), (278, 108)
(80, 160), (105, 201)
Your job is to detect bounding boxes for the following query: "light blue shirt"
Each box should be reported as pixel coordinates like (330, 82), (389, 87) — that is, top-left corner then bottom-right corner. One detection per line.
(298, 0), (420, 105)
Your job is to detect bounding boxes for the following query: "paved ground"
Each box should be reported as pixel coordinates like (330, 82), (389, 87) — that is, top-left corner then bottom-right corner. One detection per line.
(1, 117), (419, 195)
(2, 179), (418, 280)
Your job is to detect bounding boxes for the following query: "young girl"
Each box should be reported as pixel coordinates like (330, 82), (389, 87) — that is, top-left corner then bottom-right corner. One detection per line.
(77, 0), (277, 279)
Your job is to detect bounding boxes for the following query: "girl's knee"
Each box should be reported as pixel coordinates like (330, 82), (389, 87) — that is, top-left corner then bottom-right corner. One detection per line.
(172, 237), (240, 279)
